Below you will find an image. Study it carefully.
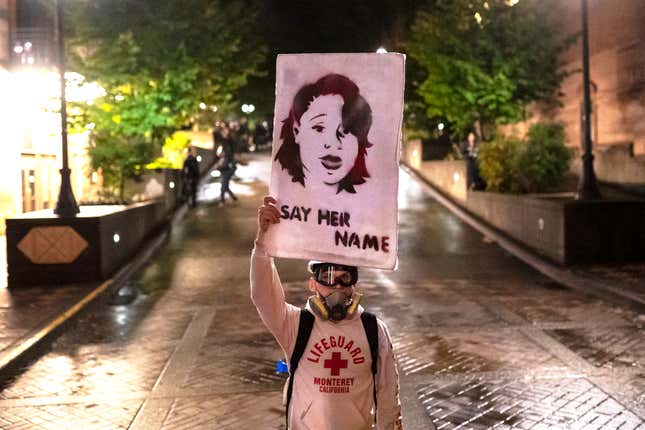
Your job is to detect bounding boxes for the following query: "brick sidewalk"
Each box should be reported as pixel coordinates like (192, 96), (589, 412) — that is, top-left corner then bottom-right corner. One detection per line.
(0, 158), (642, 429)
(0, 284), (97, 364)
(574, 263), (645, 303)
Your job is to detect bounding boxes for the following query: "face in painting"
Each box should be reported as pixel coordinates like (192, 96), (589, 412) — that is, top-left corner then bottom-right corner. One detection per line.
(294, 95), (359, 186)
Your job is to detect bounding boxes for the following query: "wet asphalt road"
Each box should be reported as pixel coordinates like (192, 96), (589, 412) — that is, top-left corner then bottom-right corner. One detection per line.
(0, 154), (643, 429)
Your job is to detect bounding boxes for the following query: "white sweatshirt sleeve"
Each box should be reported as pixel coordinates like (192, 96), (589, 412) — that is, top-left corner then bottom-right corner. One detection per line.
(250, 241), (300, 356)
(376, 319), (404, 430)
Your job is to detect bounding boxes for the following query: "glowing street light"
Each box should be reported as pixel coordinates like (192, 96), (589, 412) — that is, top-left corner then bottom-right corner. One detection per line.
(376, 47), (387, 54)
(241, 103), (255, 114)
(438, 122), (445, 131)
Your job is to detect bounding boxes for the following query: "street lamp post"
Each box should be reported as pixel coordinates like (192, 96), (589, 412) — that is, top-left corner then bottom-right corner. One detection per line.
(54, 0), (80, 217)
(577, 0), (601, 200)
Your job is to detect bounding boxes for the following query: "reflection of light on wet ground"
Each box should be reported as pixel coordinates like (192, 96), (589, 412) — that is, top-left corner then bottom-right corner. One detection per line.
(367, 268), (404, 299)
(197, 163), (263, 203)
(38, 355), (75, 393)
(234, 163), (263, 182)
(398, 168), (425, 210)
(114, 306), (128, 325)
(198, 182), (257, 203)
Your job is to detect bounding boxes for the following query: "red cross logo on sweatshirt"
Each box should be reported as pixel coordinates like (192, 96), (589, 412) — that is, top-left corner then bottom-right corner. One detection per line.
(324, 352), (348, 376)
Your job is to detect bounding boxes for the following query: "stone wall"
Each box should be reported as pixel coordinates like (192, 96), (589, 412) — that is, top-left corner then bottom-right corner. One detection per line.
(0, 0), (8, 68)
(555, 0), (645, 156)
(417, 161), (468, 202)
(570, 143), (645, 194)
(6, 201), (168, 286)
(465, 192), (567, 263)
(502, 0), (645, 186)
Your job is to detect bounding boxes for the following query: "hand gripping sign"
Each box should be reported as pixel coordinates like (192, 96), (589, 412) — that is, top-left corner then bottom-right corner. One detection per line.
(264, 53), (405, 269)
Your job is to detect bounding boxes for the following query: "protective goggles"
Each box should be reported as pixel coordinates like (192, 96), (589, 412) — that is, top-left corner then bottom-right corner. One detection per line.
(312, 264), (358, 287)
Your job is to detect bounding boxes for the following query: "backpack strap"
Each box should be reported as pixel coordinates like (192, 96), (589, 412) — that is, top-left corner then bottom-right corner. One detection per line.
(285, 309), (315, 429)
(360, 311), (379, 417)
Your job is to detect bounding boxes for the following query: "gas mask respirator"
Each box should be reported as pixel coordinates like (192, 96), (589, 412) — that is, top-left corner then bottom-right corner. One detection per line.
(307, 262), (362, 322)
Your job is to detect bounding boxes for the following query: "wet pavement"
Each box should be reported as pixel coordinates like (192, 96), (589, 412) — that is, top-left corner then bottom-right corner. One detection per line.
(0, 154), (643, 429)
(0, 284), (94, 356)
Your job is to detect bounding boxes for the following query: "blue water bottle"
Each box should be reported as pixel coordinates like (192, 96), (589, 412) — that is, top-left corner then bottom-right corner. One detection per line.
(276, 360), (289, 375)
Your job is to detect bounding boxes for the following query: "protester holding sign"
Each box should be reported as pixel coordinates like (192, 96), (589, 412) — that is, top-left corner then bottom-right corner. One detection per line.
(251, 196), (403, 430)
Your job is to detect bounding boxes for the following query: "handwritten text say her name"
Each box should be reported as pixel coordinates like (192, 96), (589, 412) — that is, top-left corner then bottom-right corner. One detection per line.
(279, 205), (389, 253)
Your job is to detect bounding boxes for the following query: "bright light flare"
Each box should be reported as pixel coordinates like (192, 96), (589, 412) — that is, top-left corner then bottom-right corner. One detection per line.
(65, 72), (107, 104)
(376, 47), (387, 54)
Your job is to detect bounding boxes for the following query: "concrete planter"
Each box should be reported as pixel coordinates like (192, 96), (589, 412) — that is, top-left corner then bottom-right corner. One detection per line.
(416, 160), (468, 202)
(465, 191), (645, 264)
(6, 201), (167, 287)
(405, 158), (645, 265)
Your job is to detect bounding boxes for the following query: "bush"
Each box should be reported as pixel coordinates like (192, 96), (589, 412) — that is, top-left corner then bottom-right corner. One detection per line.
(478, 122), (571, 193)
(516, 123), (572, 193)
(478, 135), (523, 192)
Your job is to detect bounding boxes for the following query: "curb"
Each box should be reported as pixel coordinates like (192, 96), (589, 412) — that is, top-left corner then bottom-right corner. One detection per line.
(0, 203), (189, 379)
(402, 164), (645, 314)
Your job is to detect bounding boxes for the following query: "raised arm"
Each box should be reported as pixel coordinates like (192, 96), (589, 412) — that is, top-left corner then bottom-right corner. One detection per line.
(250, 196), (299, 354)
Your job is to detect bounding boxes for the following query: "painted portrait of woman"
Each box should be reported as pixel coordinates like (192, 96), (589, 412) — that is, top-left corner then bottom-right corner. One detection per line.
(274, 73), (373, 194)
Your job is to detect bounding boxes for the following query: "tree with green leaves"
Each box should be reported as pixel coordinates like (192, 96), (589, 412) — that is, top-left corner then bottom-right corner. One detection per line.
(406, 0), (574, 137)
(66, 0), (266, 200)
(237, 0), (421, 119)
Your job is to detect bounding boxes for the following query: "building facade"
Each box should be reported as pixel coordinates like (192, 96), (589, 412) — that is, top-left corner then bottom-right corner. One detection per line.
(0, 0), (97, 233)
(503, 0), (645, 188)
(557, 0), (645, 155)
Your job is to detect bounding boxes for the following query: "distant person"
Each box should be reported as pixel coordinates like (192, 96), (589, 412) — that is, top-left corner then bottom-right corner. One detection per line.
(252, 122), (268, 150)
(218, 128), (238, 205)
(229, 121), (242, 153)
(182, 146), (200, 207)
(461, 131), (484, 191)
(212, 123), (224, 152)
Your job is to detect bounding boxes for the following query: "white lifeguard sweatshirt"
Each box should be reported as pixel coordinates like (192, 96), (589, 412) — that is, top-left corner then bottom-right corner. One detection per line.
(250, 243), (403, 430)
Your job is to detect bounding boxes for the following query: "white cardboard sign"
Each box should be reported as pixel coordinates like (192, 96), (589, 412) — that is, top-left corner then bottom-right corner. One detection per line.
(265, 53), (405, 269)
